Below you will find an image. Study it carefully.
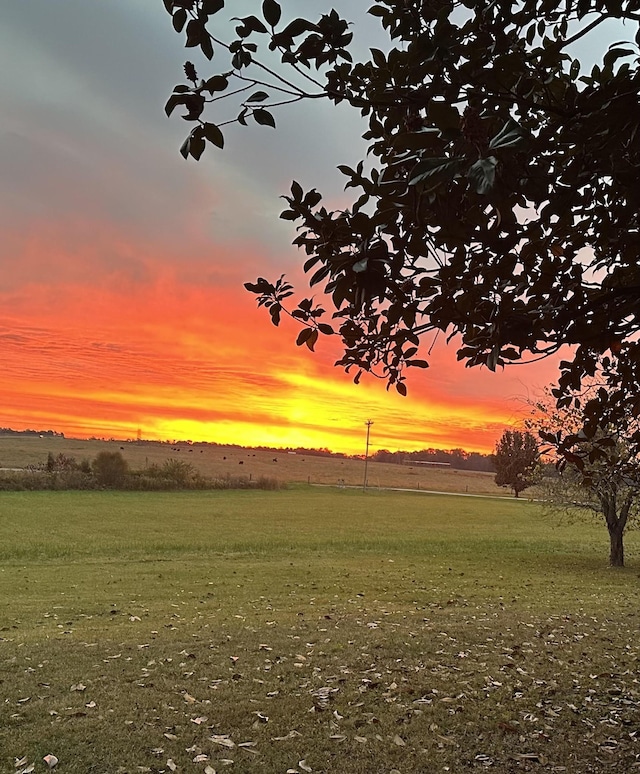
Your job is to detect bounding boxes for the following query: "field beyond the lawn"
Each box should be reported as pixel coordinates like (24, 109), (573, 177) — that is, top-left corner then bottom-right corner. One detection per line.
(1, 489), (638, 773)
(0, 434), (503, 495)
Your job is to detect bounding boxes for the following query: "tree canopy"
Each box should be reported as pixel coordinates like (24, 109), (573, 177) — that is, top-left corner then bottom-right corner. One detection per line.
(165, 0), (640, 445)
(530, 384), (640, 566)
(493, 429), (539, 497)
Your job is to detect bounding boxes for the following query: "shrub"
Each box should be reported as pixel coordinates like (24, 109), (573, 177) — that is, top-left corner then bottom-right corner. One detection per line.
(92, 451), (128, 487)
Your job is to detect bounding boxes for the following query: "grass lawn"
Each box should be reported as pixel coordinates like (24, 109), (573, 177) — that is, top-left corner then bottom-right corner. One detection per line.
(1, 488), (638, 773)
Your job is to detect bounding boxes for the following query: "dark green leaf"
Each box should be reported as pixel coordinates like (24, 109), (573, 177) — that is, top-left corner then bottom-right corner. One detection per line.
(282, 18), (314, 38)
(467, 157), (497, 194)
(165, 93), (185, 117)
(201, 34), (214, 60)
(408, 157), (463, 186)
(296, 328), (312, 346)
(172, 8), (187, 33)
(488, 119), (528, 151)
(253, 108), (276, 127)
(262, 0), (281, 27)
(204, 75), (229, 93)
(203, 123), (224, 149)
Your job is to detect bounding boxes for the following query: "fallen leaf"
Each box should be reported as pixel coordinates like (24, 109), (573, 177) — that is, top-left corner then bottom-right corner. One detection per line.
(70, 683), (86, 692)
(43, 755), (59, 770)
(299, 760), (312, 773)
(272, 731), (302, 741)
(167, 760), (177, 772)
(210, 735), (235, 749)
(204, 768), (217, 774)
(393, 735), (406, 747)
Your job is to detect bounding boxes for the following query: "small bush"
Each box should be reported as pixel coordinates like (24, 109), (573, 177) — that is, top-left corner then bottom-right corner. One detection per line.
(92, 451), (128, 487)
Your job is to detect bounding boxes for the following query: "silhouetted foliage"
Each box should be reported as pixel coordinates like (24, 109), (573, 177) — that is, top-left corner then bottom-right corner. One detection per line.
(166, 1), (640, 455)
(493, 430), (539, 498)
(371, 447), (494, 471)
(530, 384), (640, 567)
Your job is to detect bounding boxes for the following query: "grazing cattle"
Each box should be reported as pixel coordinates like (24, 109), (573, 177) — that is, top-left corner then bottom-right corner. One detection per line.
(223, 456), (226, 460)
(238, 460), (244, 465)
(273, 458), (277, 463)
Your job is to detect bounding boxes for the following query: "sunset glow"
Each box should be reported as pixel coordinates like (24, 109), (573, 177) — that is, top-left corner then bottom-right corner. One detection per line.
(0, 3), (563, 456)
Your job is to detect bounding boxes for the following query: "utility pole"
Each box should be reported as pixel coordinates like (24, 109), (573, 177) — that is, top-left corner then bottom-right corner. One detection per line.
(363, 419), (374, 491)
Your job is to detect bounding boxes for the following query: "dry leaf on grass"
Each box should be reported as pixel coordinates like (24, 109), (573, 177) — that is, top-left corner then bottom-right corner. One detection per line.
(166, 760), (177, 772)
(272, 731), (302, 741)
(210, 735), (235, 749)
(43, 756), (59, 770)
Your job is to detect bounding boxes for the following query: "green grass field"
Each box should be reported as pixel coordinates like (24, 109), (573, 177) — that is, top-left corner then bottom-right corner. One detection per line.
(1, 489), (638, 773)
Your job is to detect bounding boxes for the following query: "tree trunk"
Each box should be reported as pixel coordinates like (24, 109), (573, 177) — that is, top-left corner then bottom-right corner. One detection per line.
(608, 522), (625, 567)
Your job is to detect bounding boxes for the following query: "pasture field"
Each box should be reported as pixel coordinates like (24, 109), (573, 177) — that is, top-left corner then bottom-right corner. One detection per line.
(0, 435), (502, 495)
(0, 488), (638, 773)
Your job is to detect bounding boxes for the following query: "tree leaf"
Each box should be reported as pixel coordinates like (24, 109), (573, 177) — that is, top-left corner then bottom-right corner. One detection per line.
(253, 108), (276, 127)
(467, 157), (497, 194)
(262, 0), (281, 27)
(488, 119), (528, 151)
(204, 75), (229, 93)
(203, 123), (224, 149)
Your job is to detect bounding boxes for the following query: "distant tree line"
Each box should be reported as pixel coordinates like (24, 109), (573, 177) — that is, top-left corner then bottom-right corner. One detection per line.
(371, 448), (494, 472)
(0, 427), (64, 438)
(0, 451), (281, 492)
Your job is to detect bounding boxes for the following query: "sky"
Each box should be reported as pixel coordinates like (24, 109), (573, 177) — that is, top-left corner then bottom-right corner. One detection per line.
(0, 1), (596, 455)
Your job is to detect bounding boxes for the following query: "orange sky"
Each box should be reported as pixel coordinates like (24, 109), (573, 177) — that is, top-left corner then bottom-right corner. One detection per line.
(0, 214), (561, 455)
(0, 3), (565, 456)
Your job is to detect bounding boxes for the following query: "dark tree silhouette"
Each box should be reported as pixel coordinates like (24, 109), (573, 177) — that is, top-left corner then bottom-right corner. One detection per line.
(165, 1), (640, 456)
(493, 430), (539, 498)
(531, 383), (640, 567)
